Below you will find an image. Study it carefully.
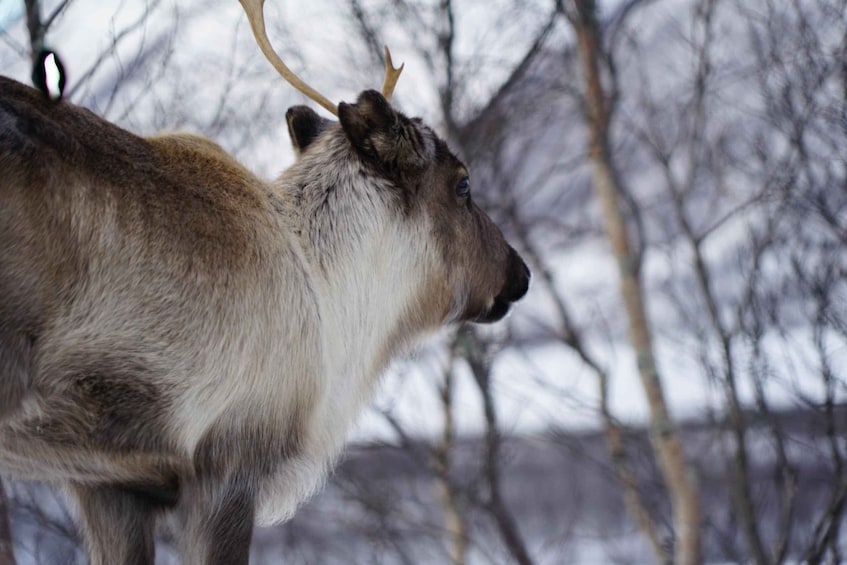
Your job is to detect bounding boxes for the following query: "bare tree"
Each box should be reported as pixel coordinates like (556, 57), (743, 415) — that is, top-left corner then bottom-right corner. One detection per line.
(616, 0), (847, 562)
(457, 328), (534, 565)
(562, 1), (703, 562)
(512, 210), (670, 564)
(434, 347), (468, 565)
(621, 0), (768, 560)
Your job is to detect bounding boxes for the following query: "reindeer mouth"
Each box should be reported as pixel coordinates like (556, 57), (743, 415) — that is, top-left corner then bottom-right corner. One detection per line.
(474, 253), (531, 324)
(475, 296), (513, 324)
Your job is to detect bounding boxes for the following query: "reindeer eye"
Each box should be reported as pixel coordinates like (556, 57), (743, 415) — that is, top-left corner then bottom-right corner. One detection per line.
(456, 177), (470, 199)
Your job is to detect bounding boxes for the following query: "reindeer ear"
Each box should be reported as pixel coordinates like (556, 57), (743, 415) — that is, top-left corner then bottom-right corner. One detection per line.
(338, 90), (428, 170)
(286, 105), (332, 156)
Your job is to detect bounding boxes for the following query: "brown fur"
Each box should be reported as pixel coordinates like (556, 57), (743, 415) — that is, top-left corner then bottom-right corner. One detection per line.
(0, 78), (529, 563)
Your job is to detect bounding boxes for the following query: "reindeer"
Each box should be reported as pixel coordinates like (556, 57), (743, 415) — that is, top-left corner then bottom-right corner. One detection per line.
(0, 1), (530, 562)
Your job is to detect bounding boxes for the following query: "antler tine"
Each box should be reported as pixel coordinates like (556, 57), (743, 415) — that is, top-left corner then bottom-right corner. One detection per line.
(239, 0), (338, 116)
(381, 46), (404, 101)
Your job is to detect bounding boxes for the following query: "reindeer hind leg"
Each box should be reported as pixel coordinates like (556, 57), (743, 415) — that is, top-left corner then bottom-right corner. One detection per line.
(0, 382), (188, 493)
(68, 483), (159, 565)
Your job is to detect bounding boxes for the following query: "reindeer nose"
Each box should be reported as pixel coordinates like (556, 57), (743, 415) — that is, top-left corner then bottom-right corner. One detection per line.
(473, 249), (531, 324)
(500, 250), (530, 303)
(517, 257), (530, 297)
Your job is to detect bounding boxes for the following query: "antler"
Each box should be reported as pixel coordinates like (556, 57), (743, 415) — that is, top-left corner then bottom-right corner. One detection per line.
(239, 0), (338, 116)
(240, 0), (405, 114)
(381, 46), (404, 101)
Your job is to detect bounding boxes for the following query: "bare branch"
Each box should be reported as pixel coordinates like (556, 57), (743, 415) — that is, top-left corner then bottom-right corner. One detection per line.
(458, 329), (534, 565)
(43, 0), (72, 32)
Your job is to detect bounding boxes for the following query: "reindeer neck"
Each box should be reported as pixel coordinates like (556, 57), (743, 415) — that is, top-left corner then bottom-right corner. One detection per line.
(275, 143), (437, 415)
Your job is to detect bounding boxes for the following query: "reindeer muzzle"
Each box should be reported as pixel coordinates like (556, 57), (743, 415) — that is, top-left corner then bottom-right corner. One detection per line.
(475, 249), (530, 324)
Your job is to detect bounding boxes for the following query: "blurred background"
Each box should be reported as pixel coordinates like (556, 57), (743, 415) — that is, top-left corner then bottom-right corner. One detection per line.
(1, 0), (846, 563)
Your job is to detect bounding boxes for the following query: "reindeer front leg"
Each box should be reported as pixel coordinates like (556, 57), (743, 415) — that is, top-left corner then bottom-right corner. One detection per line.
(177, 419), (283, 565)
(178, 475), (256, 565)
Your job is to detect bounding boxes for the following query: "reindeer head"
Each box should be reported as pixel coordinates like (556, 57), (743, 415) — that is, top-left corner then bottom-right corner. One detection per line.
(241, 0), (529, 327)
(287, 94), (530, 327)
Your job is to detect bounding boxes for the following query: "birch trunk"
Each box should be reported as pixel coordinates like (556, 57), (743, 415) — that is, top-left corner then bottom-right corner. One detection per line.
(567, 1), (703, 562)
